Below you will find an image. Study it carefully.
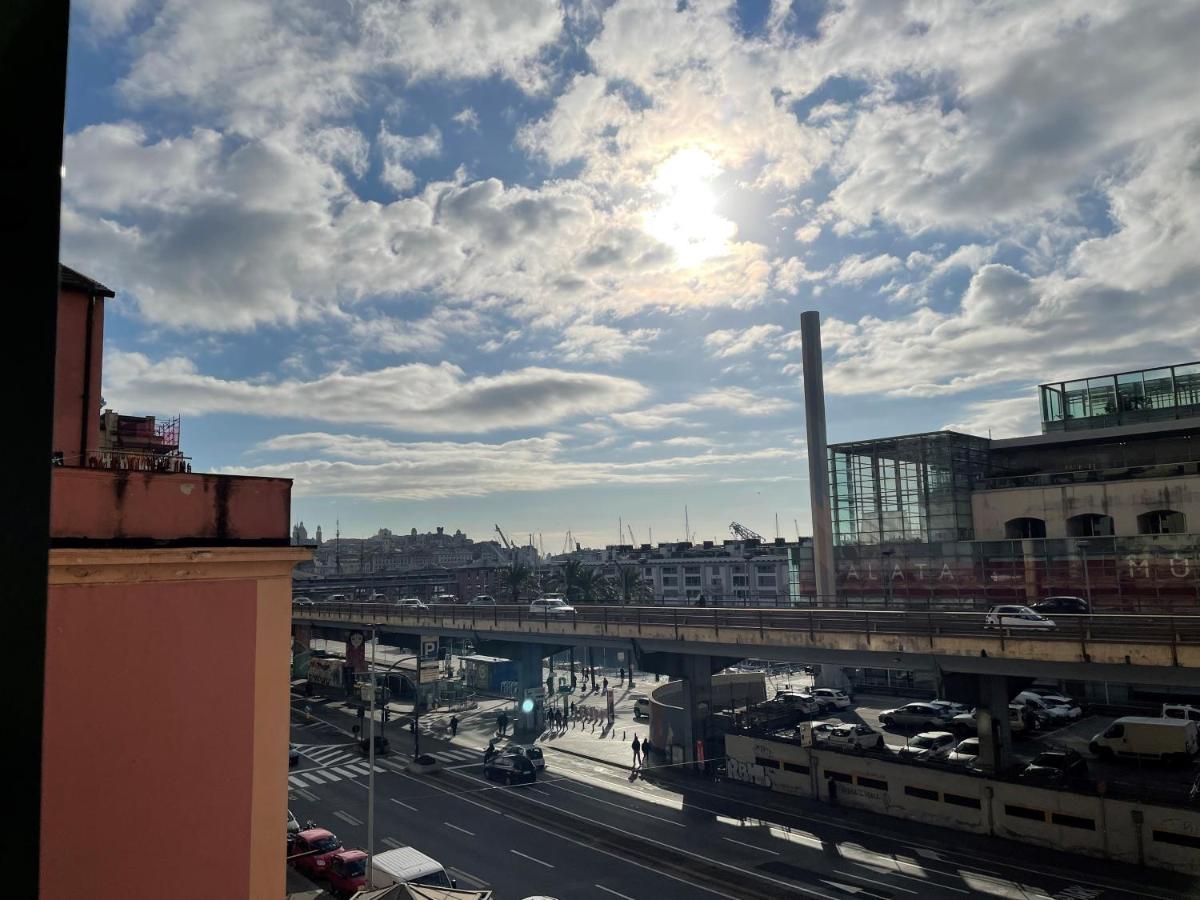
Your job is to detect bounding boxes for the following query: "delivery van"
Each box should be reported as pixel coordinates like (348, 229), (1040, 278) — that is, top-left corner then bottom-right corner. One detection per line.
(370, 845), (456, 889)
(1089, 716), (1198, 763)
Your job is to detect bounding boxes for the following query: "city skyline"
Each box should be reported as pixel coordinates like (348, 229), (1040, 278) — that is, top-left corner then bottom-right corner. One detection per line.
(61, 1), (1200, 549)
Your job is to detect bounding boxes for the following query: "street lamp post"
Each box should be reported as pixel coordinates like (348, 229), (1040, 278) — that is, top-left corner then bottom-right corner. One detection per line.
(1077, 540), (1092, 608)
(366, 624), (377, 890)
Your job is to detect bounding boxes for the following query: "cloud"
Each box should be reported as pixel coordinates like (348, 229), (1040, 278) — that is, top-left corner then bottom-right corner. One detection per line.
(943, 394), (1041, 439)
(704, 325), (784, 359)
(832, 253), (902, 285)
(611, 388), (795, 430)
(451, 108), (480, 131)
(552, 322), (660, 364)
(229, 431), (798, 499)
(103, 351), (648, 433)
(378, 124), (442, 194)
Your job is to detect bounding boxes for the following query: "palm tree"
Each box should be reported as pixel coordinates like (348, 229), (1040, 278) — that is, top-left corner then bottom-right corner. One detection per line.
(555, 559), (584, 601)
(614, 565), (649, 606)
(501, 563), (532, 604)
(574, 567), (613, 604)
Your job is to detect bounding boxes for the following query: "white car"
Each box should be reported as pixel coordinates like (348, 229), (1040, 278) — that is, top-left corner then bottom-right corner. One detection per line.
(826, 723), (884, 750)
(879, 702), (952, 730)
(1013, 691), (1080, 722)
(632, 695), (650, 719)
(468, 594), (497, 606)
(946, 737), (980, 766)
(812, 688), (852, 710)
(985, 605), (1056, 628)
(394, 597), (428, 610)
(897, 731), (956, 761)
(774, 691), (821, 717)
(329, 593), (349, 603)
(952, 705), (1027, 735)
(810, 719), (845, 741)
(929, 700), (969, 718)
(530, 598), (576, 615)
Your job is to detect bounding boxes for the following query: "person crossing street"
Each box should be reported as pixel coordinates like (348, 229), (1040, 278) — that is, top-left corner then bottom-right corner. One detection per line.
(631, 734), (642, 769)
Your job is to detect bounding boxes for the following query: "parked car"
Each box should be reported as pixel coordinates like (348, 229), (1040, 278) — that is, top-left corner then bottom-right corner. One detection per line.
(394, 597), (428, 610)
(530, 597), (576, 615)
(812, 688), (852, 710)
(897, 731), (956, 761)
(370, 846), (456, 889)
(774, 691), (821, 717)
(468, 594), (497, 606)
(632, 694), (650, 719)
(1018, 749), (1089, 786)
(1090, 717), (1199, 763)
(327, 849), (369, 897)
(503, 745), (545, 772)
(826, 723), (884, 751)
(985, 605), (1056, 628)
(294, 596), (314, 607)
(880, 702), (952, 730)
(1163, 703), (1200, 724)
(289, 743), (300, 767)
(1013, 691), (1081, 722)
(810, 719), (846, 742)
(287, 809), (302, 853)
(484, 751), (537, 784)
(950, 705), (1027, 735)
(929, 700), (970, 718)
(291, 828), (343, 880)
(946, 737), (980, 766)
(1031, 596), (1090, 615)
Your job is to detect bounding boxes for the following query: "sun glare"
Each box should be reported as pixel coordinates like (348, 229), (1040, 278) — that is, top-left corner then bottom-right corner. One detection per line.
(643, 148), (736, 267)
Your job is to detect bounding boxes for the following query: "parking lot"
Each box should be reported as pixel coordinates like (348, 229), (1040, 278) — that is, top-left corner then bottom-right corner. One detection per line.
(758, 672), (1199, 799)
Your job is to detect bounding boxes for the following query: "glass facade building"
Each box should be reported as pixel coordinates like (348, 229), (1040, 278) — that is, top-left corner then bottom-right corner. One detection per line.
(1039, 361), (1200, 433)
(830, 431), (991, 546)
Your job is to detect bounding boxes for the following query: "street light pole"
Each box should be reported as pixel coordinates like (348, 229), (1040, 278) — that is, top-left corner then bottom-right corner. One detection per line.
(366, 623), (377, 889)
(1077, 540), (1092, 608)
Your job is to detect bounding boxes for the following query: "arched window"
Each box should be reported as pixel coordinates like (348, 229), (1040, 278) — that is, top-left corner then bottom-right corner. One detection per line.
(1004, 517), (1047, 539)
(1067, 513), (1114, 537)
(1137, 509), (1187, 535)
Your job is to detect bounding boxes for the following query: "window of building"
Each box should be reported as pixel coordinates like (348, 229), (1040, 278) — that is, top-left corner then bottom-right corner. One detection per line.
(732, 564), (745, 573)
(755, 564), (775, 574)
(644, 567), (653, 577)
(941, 793), (981, 809)
(661, 566), (677, 574)
(1153, 829), (1200, 849)
(782, 761), (809, 774)
(685, 576), (701, 586)
(1137, 509), (1187, 535)
(1066, 513), (1114, 537)
(757, 575), (777, 587)
(856, 776), (888, 791)
(825, 770), (852, 784)
(732, 575), (748, 586)
(1004, 517), (1046, 539)
(1004, 804), (1046, 822)
(1051, 813), (1095, 831)
(662, 576), (677, 586)
(754, 756), (780, 769)
(684, 566), (700, 574)
(904, 785), (938, 801)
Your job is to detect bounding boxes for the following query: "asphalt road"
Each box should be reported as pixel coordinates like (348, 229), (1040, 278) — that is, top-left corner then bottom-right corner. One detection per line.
(288, 709), (1198, 900)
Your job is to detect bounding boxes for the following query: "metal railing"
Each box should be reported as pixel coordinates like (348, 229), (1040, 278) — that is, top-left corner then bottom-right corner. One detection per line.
(292, 601), (1200, 648)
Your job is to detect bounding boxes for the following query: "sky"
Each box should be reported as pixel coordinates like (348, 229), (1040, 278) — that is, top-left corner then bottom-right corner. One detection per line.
(62, 0), (1200, 549)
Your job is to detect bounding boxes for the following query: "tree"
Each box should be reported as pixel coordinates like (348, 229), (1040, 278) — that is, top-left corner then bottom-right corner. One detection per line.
(574, 567), (613, 604)
(615, 565), (650, 606)
(501, 563), (531, 604)
(554, 559), (584, 601)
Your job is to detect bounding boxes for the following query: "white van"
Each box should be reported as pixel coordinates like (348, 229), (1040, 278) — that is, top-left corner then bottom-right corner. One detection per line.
(370, 845), (456, 889)
(1089, 716), (1199, 763)
(1162, 703), (1200, 724)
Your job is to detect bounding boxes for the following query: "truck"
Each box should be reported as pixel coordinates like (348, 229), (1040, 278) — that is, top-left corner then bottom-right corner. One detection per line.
(369, 845), (456, 889)
(1089, 716), (1199, 763)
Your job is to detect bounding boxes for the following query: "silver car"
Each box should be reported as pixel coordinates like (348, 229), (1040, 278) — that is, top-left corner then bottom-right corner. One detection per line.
(897, 731), (956, 760)
(985, 605), (1056, 628)
(880, 702), (952, 730)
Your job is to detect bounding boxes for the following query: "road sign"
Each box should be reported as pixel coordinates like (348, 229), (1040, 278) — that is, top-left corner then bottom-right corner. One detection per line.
(420, 636), (439, 661)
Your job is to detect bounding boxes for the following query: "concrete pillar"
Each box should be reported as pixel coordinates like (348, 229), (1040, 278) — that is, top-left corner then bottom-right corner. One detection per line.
(679, 654), (714, 768)
(801, 311), (836, 603)
(516, 643), (545, 732)
(976, 674), (1013, 774)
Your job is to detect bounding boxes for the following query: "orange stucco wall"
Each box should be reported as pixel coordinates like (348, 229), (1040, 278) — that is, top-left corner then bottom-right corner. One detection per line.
(52, 288), (105, 463)
(41, 568), (280, 899)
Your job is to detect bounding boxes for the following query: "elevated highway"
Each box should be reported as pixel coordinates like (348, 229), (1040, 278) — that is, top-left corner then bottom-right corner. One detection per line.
(293, 602), (1200, 686)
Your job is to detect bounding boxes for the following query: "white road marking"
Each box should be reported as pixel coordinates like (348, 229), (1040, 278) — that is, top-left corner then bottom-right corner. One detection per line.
(510, 849), (555, 868)
(722, 837), (779, 855)
(852, 859), (969, 894)
(838, 867), (918, 894)
(391, 798), (418, 812)
(443, 822), (474, 836)
(335, 767), (363, 779)
(288, 776), (307, 788)
(595, 885), (636, 900)
(294, 787), (319, 802)
(333, 810), (363, 827)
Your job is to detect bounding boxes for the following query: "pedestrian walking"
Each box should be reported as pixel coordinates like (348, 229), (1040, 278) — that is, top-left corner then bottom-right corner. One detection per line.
(449, 715), (459, 737)
(603, 677), (609, 694)
(642, 736), (653, 767)
(484, 739), (497, 764)
(631, 734), (642, 768)
(497, 711), (508, 736)
(619, 667), (625, 683)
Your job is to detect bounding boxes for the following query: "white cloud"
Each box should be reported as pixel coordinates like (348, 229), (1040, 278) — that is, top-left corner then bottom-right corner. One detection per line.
(704, 325), (784, 359)
(552, 322), (660, 364)
(229, 431), (797, 500)
(943, 395), (1041, 440)
(451, 108), (480, 131)
(611, 388), (795, 430)
(832, 253), (902, 285)
(103, 351), (648, 433)
(378, 124), (442, 193)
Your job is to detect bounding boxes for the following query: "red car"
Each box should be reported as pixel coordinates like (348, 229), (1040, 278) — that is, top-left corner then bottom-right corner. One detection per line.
(327, 849), (369, 896)
(290, 828), (342, 880)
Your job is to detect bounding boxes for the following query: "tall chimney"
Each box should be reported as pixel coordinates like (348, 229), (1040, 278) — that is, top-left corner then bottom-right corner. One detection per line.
(801, 311), (836, 602)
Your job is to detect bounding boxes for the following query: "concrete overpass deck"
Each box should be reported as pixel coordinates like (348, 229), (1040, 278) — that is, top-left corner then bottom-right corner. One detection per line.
(293, 602), (1200, 686)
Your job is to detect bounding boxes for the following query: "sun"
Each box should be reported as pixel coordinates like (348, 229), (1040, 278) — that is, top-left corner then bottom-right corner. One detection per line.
(642, 148), (736, 267)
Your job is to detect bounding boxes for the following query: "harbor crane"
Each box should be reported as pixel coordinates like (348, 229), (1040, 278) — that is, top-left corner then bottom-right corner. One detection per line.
(729, 521), (765, 542)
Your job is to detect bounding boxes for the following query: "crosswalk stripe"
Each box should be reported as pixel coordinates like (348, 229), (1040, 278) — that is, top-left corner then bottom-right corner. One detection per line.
(335, 767), (363, 779)
(288, 776), (306, 787)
